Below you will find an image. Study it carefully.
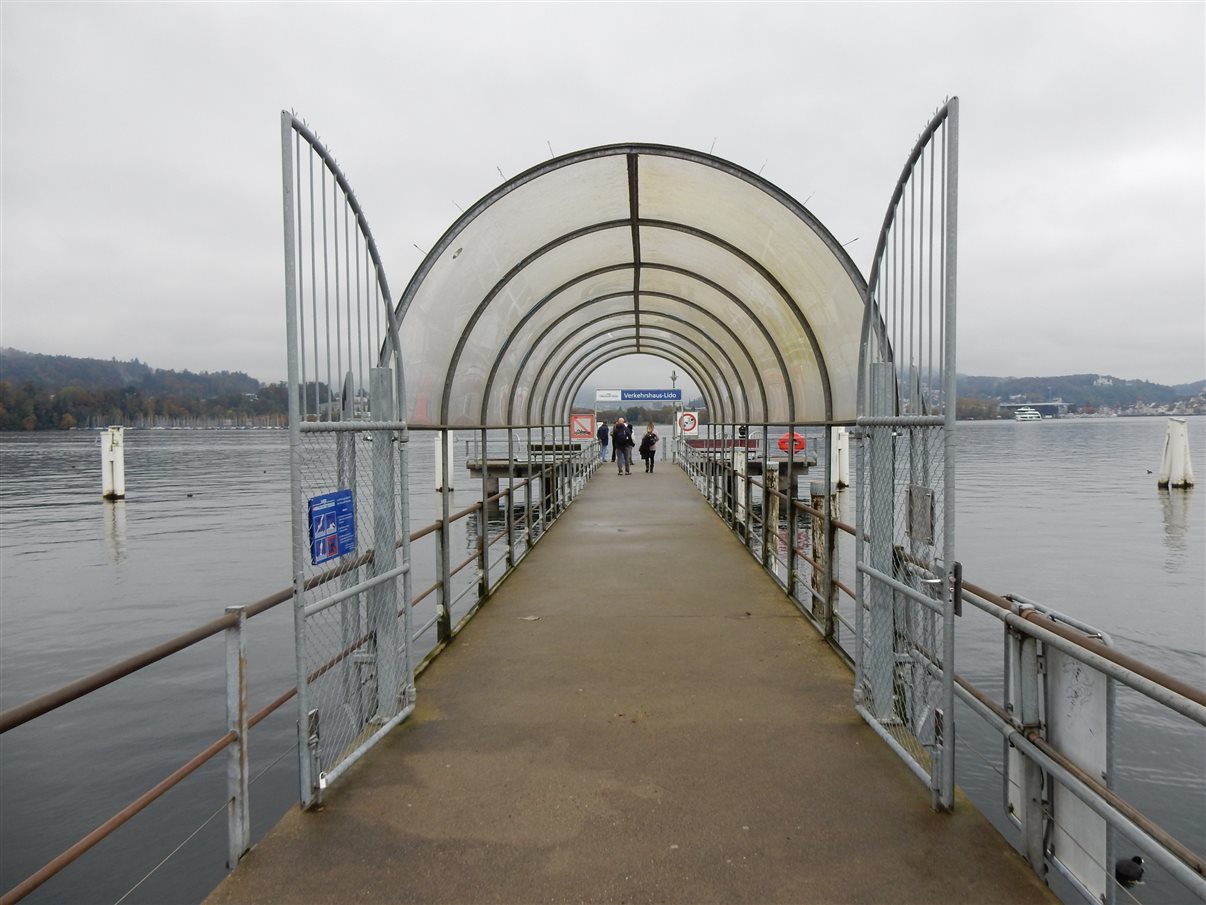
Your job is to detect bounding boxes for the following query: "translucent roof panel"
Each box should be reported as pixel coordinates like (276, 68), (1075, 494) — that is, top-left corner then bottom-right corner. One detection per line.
(395, 144), (867, 426)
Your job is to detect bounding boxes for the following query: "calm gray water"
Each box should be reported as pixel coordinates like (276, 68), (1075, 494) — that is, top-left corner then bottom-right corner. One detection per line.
(0, 418), (1202, 904)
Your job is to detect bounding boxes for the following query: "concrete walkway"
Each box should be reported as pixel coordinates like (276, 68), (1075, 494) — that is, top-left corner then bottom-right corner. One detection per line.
(207, 464), (1054, 905)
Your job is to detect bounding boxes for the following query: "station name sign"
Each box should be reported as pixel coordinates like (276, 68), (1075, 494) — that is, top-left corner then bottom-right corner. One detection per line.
(595, 389), (682, 403)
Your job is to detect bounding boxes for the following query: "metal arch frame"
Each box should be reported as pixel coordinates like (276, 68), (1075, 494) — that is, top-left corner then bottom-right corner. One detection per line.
(436, 215), (819, 422)
(543, 333), (720, 425)
(519, 319), (738, 425)
(284, 113), (406, 403)
(555, 345), (714, 427)
(395, 143), (869, 426)
(638, 219), (836, 419)
(641, 263), (798, 415)
(554, 340), (718, 424)
(515, 317), (739, 428)
(854, 98), (960, 813)
(280, 111), (413, 808)
(856, 100), (958, 412)
(528, 328), (730, 427)
(395, 141), (865, 326)
(506, 298), (757, 422)
(548, 332), (731, 426)
(485, 292), (768, 424)
(475, 262), (792, 425)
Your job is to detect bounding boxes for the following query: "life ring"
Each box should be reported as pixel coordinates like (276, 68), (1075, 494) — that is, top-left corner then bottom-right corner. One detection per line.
(777, 432), (806, 455)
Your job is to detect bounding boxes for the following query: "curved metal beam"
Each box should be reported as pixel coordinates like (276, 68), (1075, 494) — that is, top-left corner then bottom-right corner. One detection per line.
(540, 332), (722, 427)
(530, 327), (731, 427)
(490, 291), (766, 424)
(553, 339), (718, 425)
(476, 262), (787, 424)
(546, 324), (737, 426)
(520, 317), (739, 425)
(397, 144), (869, 425)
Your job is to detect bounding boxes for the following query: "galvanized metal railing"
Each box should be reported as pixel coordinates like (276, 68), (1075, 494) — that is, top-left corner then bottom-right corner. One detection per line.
(674, 423), (1206, 904)
(0, 428), (599, 905)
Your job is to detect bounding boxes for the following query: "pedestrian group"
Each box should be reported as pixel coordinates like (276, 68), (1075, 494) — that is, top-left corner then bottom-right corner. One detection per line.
(604, 418), (657, 475)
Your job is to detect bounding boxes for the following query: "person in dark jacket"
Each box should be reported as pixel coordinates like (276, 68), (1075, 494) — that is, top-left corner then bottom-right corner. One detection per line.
(596, 419), (609, 462)
(612, 418), (634, 475)
(638, 423), (659, 472)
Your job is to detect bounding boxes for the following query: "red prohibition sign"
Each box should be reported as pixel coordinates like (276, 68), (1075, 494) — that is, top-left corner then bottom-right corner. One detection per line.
(679, 412), (698, 432)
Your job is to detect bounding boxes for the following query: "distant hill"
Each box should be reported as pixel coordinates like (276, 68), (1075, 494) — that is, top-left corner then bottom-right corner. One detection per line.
(0, 349), (283, 430)
(957, 373), (1203, 410)
(0, 348), (260, 397)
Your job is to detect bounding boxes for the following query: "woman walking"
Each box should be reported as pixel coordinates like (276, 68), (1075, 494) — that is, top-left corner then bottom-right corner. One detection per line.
(638, 423), (659, 472)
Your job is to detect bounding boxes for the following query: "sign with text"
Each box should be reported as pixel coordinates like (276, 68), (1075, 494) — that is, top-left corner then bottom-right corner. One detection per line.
(570, 413), (595, 439)
(595, 388), (682, 403)
(308, 489), (357, 565)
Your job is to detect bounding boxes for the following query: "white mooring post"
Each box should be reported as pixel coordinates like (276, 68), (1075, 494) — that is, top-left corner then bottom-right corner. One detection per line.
(434, 430), (455, 491)
(830, 426), (850, 489)
(1157, 418), (1195, 489)
(101, 426), (126, 500)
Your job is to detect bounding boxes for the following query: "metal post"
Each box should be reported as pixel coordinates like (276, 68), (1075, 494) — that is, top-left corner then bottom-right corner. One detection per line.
(868, 363), (896, 719)
(765, 466), (779, 572)
(479, 427), (489, 599)
(506, 428), (516, 569)
(437, 427), (452, 643)
(523, 426), (532, 546)
(369, 368), (400, 720)
(1019, 631), (1047, 876)
(786, 423), (797, 596)
(760, 423), (770, 565)
(337, 372), (364, 731)
(281, 113), (314, 808)
(224, 606), (249, 869)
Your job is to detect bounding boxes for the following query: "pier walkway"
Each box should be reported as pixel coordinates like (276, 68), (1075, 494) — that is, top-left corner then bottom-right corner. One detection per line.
(206, 466), (1052, 905)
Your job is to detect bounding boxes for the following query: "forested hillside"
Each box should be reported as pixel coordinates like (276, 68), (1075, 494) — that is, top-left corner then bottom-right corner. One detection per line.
(0, 349), (286, 430)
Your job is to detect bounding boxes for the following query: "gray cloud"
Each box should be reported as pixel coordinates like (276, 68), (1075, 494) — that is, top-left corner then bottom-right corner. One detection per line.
(2, 2), (1202, 386)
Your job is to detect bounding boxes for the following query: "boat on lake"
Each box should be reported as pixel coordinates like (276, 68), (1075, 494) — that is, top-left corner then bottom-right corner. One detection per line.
(1014, 406), (1042, 421)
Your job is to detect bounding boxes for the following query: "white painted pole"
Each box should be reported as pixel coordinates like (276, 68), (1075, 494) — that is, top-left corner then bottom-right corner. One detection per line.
(434, 430), (455, 491)
(831, 426), (850, 489)
(101, 426), (126, 500)
(1157, 418), (1195, 489)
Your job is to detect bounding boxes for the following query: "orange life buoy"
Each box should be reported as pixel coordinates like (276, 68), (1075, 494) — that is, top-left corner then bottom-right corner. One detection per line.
(777, 432), (806, 455)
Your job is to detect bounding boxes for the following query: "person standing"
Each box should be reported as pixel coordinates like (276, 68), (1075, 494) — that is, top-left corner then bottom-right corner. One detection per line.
(612, 418), (634, 475)
(638, 423), (659, 472)
(596, 418), (609, 462)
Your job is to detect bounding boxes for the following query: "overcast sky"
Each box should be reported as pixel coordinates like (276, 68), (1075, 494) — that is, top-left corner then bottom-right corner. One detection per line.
(2, 2), (1203, 394)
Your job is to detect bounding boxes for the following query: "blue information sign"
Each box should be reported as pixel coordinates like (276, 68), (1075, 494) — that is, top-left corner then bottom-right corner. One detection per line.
(308, 489), (357, 565)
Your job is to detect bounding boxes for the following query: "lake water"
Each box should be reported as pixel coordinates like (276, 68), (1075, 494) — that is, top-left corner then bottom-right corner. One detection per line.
(0, 418), (1202, 904)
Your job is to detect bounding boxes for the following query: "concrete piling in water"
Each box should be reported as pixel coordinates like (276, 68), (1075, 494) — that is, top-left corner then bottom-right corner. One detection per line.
(1157, 418), (1195, 489)
(101, 426), (126, 500)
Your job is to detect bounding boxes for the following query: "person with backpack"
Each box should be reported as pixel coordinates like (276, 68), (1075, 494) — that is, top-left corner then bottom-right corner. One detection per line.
(611, 418), (635, 475)
(596, 418), (609, 462)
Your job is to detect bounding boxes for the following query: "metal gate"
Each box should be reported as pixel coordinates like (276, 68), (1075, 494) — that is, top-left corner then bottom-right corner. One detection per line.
(855, 99), (959, 809)
(280, 112), (414, 807)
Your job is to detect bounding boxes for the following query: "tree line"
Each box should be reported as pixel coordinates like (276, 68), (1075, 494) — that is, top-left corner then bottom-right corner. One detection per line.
(0, 380), (291, 431)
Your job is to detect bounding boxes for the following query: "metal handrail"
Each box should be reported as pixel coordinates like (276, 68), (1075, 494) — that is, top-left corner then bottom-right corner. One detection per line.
(1, 436), (602, 905)
(677, 435), (1206, 898)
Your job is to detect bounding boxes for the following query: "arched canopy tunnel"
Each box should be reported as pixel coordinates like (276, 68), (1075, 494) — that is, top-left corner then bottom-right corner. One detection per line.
(394, 144), (868, 426)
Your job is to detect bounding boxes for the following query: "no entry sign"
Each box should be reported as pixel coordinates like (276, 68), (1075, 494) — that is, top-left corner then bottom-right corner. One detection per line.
(570, 413), (595, 439)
